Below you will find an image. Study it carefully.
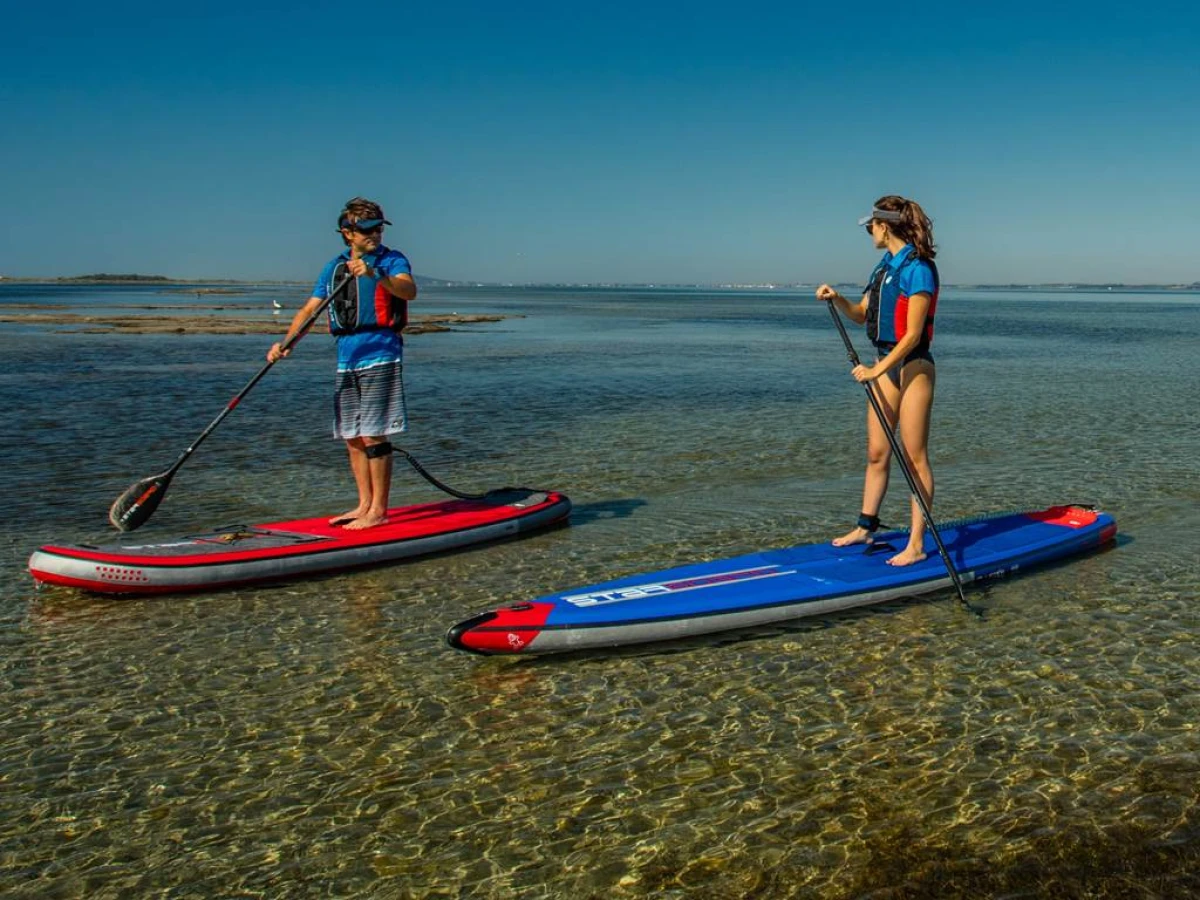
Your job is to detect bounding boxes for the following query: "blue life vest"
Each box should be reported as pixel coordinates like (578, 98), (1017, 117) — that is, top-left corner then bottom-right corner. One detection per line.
(327, 251), (409, 336)
(865, 246), (939, 349)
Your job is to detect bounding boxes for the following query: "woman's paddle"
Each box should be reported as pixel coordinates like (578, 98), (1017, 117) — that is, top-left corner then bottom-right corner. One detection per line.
(108, 276), (351, 532)
(824, 299), (979, 614)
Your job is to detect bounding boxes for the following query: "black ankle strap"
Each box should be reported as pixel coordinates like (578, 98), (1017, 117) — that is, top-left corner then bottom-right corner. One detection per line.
(365, 441), (394, 459)
(856, 513), (880, 533)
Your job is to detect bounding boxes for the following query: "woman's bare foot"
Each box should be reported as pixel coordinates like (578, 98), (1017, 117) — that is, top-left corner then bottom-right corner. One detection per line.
(832, 526), (874, 547)
(886, 545), (927, 567)
(342, 512), (387, 531)
(329, 507), (367, 526)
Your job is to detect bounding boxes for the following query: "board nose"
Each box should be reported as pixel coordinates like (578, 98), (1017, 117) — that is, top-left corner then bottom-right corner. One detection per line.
(445, 610), (502, 654)
(445, 602), (554, 654)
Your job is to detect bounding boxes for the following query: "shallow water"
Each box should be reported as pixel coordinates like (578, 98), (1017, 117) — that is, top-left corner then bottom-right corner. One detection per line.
(1, 285), (1198, 897)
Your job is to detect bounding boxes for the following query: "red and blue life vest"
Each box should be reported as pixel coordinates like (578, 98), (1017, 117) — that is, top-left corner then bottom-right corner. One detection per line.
(865, 246), (939, 349)
(327, 252), (409, 336)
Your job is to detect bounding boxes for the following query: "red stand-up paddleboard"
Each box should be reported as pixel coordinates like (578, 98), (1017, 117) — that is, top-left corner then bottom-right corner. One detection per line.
(30, 489), (570, 596)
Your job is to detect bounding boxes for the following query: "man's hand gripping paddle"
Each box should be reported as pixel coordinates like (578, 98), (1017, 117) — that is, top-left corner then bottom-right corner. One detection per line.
(823, 299), (981, 615)
(108, 276), (351, 532)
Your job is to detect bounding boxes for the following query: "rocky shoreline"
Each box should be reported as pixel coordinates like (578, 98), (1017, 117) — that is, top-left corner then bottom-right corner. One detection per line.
(0, 307), (512, 335)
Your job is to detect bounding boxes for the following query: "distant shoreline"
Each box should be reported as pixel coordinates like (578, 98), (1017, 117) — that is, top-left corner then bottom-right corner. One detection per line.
(0, 277), (307, 286)
(0, 276), (1196, 291)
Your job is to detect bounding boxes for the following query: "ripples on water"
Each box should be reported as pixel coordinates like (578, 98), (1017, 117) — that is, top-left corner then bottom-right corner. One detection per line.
(1, 285), (1198, 897)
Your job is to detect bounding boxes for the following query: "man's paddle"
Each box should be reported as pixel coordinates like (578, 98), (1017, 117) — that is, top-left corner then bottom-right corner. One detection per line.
(108, 276), (352, 531)
(824, 299), (979, 614)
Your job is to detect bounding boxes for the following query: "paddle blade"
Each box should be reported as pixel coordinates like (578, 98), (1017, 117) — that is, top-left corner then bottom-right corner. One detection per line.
(109, 472), (173, 532)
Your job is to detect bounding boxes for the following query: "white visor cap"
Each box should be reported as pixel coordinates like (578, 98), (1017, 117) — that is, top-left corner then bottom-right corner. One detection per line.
(857, 208), (904, 227)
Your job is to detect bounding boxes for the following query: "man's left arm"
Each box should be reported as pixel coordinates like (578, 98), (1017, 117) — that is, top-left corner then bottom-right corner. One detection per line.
(376, 253), (418, 302)
(384, 272), (417, 301)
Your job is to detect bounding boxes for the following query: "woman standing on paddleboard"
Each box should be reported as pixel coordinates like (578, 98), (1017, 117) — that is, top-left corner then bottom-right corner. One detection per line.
(816, 196), (939, 566)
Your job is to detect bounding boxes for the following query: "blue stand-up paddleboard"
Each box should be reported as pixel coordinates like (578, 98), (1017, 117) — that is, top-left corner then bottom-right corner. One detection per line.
(447, 505), (1116, 655)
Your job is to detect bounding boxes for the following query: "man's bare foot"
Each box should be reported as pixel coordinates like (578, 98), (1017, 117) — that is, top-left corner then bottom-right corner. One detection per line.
(832, 526), (873, 547)
(329, 508), (367, 526)
(886, 546), (927, 567)
(342, 512), (387, 531)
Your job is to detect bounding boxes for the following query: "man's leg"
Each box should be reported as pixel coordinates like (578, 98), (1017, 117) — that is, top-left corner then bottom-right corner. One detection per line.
(342, 437), (392, 530)
(331, 437), (373, 525)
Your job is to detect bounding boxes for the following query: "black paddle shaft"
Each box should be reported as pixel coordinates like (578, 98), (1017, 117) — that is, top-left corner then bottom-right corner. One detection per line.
(109, 275), (352, 530)
(824, 300), (976, 612)
(160, 276), (350, 478)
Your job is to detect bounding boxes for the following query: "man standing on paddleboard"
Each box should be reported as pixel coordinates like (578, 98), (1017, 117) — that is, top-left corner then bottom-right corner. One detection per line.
(268, 197), (418, 530)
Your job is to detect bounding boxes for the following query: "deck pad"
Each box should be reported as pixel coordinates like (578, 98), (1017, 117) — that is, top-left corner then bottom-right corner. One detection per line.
(30, 489), (570, 595)
(107, 528), (332, 556)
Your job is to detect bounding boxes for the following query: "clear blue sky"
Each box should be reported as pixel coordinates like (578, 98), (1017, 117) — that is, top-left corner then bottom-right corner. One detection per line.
(1, 1), (1196, 285)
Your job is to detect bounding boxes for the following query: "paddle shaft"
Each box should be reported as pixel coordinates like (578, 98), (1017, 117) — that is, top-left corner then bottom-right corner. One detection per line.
(824, 300), (972, 610)
(155, 275), (351, 481)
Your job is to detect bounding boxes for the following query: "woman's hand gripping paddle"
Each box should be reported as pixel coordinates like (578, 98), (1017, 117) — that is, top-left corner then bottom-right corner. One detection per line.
(823, 299), (981, 615)
(108, 276), (351, 532)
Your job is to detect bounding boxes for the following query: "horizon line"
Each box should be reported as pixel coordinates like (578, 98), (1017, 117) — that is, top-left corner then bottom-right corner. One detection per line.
(1, 275), (1198, 291)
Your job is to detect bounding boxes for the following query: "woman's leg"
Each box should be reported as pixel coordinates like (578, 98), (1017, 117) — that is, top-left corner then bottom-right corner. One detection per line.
(833, 378), (901, 546)
(888, 360), (936, 566)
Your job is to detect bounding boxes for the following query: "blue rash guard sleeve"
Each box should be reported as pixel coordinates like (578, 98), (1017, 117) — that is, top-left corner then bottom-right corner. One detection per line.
(312, 259), (339, 299)
(374, 249), (412, 279)
(900, 259), (937, 297)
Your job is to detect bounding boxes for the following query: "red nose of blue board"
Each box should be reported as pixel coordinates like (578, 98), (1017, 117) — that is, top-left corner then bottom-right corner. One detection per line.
(446, 505), (1117, 655)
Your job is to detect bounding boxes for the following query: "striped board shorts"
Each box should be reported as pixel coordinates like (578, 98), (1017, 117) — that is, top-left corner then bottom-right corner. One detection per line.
(333, 361), (408, 440)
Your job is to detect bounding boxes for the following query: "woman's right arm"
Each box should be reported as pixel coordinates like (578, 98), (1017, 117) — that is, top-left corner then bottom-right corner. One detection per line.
(815, 284), (869, 324)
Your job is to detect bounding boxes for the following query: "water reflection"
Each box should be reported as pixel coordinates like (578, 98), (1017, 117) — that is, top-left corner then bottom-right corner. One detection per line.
(2, 287), (1199, 897)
